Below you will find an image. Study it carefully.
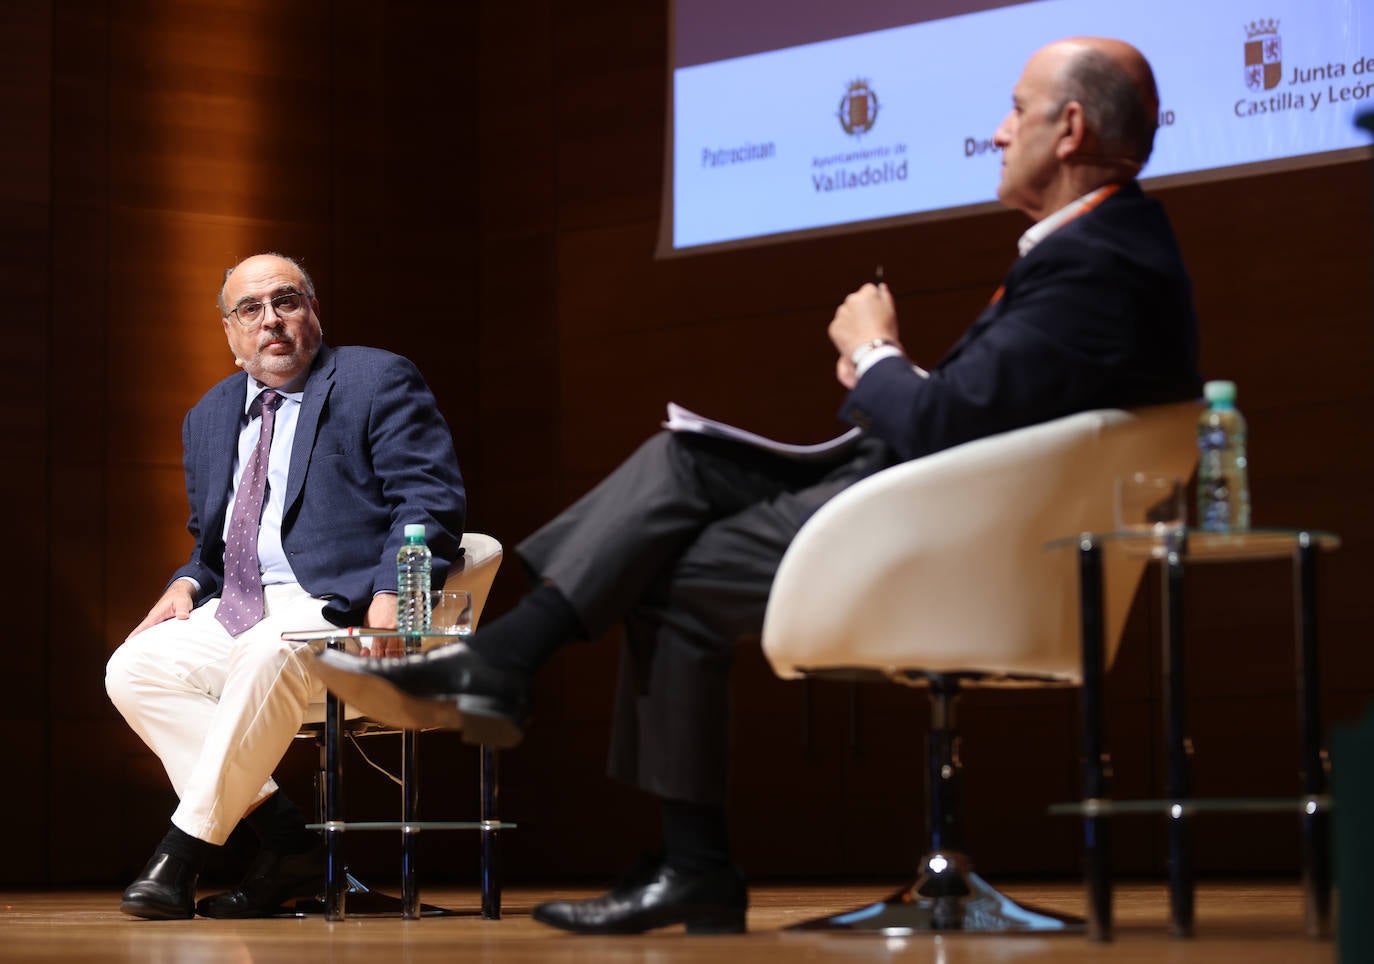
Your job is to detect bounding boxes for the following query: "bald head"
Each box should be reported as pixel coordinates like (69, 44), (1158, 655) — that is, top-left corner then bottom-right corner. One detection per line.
(993, 36), (1160, 220)
(1042, 37), (1160, 168)
(218, 252), (316, 316)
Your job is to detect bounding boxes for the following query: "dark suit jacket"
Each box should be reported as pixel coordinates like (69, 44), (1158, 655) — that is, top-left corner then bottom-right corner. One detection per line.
(842, 182), (1203, 462)
(171, 344), (466, 625)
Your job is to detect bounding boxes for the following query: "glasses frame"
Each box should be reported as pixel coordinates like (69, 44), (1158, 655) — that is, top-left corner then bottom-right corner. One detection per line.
(226, 290), (311, 330)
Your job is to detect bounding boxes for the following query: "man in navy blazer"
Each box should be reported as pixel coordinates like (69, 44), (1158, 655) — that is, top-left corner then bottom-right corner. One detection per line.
(835, 178), (1199, 464)
(311, 37), (1203, 935)
(106, 253), (465, 920)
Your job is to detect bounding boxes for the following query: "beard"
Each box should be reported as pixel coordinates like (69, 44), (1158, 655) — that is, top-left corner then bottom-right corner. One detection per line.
(241, 322), (321, 384)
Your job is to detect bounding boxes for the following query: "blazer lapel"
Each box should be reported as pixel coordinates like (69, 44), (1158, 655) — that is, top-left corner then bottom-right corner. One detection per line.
(938, 272), (1014, 368)
(939, 185), (1129, 368)
(284, 345), (337, 515)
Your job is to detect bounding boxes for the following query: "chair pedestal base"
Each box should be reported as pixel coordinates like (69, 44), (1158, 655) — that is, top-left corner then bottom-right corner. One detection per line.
(278, 871), (461, 918)
(787, 852), (1084, 935)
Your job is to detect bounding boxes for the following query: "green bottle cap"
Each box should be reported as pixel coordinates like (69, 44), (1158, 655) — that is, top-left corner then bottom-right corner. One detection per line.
(1203, 380), (1237, 406)
(403, 523), (426, 541)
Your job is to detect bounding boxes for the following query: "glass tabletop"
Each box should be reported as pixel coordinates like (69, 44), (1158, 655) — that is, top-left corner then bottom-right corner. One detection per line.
(1048, 794), (1331, 817)
(1044, 526), (1340, 562)
(282, 627), (469, 654)
(306, 819), (518, 832)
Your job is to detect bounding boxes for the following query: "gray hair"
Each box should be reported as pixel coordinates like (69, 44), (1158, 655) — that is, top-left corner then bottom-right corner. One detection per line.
(217, 252), (318, 315)
(1052, 48), (1160, 167)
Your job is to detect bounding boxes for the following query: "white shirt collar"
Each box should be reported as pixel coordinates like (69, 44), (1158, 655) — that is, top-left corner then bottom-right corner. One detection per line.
(240, 373), (306, 415)
(1016, 185), (1116, 257)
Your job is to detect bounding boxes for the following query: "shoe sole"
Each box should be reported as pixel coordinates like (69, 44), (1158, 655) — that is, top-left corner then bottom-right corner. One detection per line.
(119, 898), (193, 921)
(309, 656), (524, 749)
(532, 905), (746, 935)
(686, 913), (748, 935)
(196, 872), (328, 919)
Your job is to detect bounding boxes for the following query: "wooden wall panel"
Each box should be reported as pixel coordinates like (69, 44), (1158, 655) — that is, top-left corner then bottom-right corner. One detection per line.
(106, 2), (333, 223)
(5, 0), (1371, 887)
(329, 0), (481, 466)
(473, 0), (562, 571)
(0, 0), (51, 203)
(0, 0), (53, 888)
(551, 2), (666, 233)
(13, 0), (484, 885)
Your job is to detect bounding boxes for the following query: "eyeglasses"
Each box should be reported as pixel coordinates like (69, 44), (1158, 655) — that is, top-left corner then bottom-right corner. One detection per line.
(227, 291), (310, 329)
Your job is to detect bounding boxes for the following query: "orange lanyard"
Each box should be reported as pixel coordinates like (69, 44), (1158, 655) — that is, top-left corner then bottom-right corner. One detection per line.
(989, 183), (1124, 306)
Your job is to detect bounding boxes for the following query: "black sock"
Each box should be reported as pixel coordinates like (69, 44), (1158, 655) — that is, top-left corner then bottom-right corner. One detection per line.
(661, 798), (731, 875)
(157, 824), (216, 871)
(245, 791), (320, 856)
(468, 583), (582, 675)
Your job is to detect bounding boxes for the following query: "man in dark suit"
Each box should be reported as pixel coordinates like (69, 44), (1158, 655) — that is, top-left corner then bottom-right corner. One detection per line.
(311, 36), (1203, 934)
(105, 253), (466, 920)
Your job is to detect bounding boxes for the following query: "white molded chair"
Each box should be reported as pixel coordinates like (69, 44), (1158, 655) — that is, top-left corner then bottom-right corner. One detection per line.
(761, 402), (1202, 935)
(296, 531), (505, 919)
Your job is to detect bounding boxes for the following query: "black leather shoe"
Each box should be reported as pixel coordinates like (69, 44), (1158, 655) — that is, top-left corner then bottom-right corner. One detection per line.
(119, 852), (197, 920)
(195, 843), (328, 919)
(309, 643), (529, 748)
(532, 858), (747, 935)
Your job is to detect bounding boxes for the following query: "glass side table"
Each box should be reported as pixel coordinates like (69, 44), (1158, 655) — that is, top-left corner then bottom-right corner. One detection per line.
(1044, 528), (1340, 942)
(283, 628), (516, 922)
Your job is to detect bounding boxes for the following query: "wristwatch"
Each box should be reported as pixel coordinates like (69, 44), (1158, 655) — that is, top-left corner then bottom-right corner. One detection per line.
(850, 337), (900, 368)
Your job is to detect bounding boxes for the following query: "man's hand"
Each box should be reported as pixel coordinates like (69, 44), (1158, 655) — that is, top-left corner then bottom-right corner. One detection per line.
(829, 282), (901, 390)
(126, 579), (197, 641)
(363, 592), (405, 657)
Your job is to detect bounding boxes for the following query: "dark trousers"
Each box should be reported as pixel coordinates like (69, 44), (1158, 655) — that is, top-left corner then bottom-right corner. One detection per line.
(517, 430), (891, 804)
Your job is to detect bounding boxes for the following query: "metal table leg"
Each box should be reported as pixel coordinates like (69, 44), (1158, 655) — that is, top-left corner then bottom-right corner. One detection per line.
(401, 727), (420, 920)
(304, 636), (503, 922)
(324, 640), (347, 921)
(1078, 537), (1112, 942)
(481, 746), (502, 920)
(1162, 533), (1193, 938)
(1294, 533), (1331, 939)
(400, 630), (422, 921)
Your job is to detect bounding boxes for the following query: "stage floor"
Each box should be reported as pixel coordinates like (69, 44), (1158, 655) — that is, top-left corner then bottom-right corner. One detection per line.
(0, 879), (1335, 962)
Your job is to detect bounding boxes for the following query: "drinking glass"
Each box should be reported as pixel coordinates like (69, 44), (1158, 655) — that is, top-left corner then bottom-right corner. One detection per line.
(430, 589), (473, 639)
(1114, 472), (1185, 535)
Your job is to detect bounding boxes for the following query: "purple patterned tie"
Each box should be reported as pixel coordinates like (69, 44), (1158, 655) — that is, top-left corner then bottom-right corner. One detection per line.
(216, 390), (282, 636)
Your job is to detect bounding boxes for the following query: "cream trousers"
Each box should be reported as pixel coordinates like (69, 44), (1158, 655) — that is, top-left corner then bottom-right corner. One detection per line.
(105, 584), (335, 846)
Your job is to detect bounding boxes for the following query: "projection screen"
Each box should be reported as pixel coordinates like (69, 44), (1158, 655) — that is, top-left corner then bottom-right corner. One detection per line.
(659, 0), (1373, 255)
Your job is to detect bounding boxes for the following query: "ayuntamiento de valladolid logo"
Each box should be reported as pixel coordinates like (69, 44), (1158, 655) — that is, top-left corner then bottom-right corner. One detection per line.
(813, 78), (907, 193)
(837, 79), (879, 136)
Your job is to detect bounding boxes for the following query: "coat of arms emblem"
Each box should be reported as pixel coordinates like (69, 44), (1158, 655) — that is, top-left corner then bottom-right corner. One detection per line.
(838, 79), (879, 136)
(1244, 19), (1282, 91)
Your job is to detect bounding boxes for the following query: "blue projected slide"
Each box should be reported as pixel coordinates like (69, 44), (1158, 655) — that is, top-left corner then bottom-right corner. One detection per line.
(664, 0), (1372, 253)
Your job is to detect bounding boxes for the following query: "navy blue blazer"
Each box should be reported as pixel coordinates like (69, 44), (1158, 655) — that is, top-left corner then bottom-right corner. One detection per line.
(171, 344), (467, 625)
(842, 182), (1203, 463)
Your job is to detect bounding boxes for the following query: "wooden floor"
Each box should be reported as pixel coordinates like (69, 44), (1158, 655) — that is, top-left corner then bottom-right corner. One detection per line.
(0, 880), (1335, 962)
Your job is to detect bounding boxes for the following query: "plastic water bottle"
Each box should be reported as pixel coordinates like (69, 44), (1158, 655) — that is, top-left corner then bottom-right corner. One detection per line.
(396, 523), (432, 634)
(1196, 380), (1251, 531)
